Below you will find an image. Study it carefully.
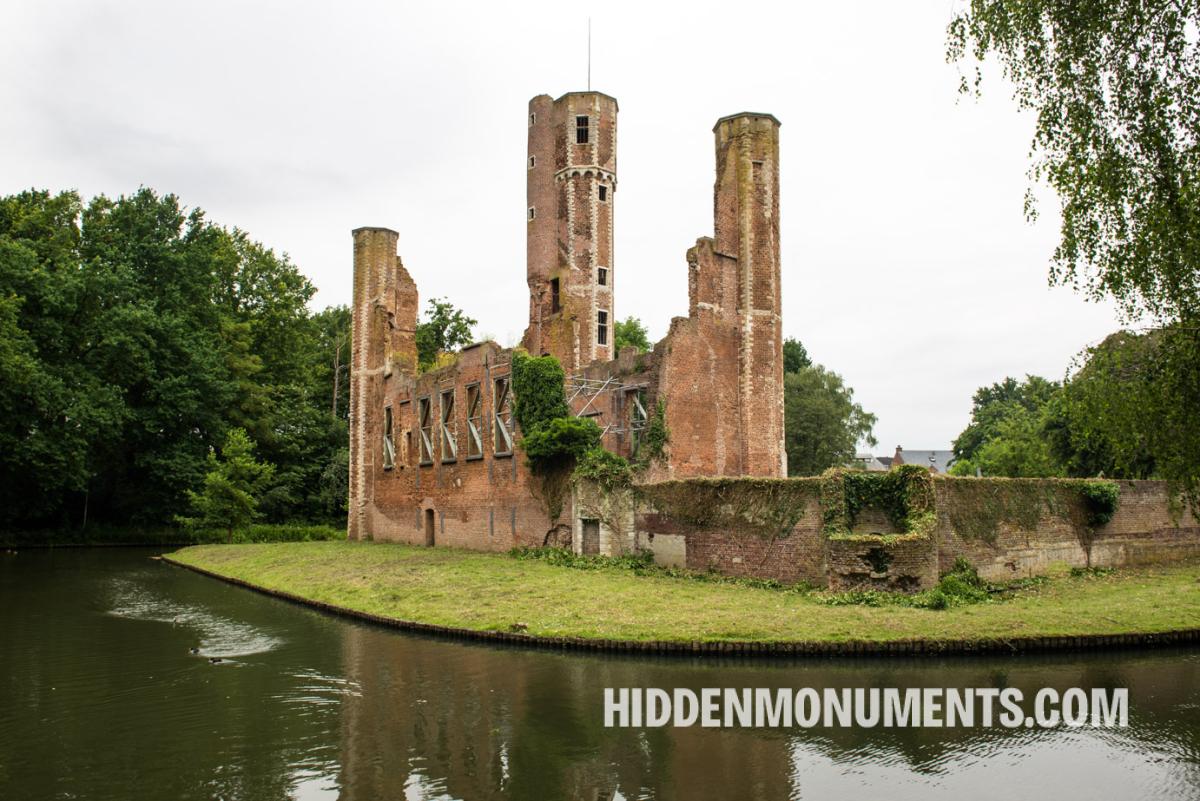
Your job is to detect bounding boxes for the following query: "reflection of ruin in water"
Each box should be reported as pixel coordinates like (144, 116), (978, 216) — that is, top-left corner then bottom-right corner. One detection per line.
(338, 622), (1200, 801)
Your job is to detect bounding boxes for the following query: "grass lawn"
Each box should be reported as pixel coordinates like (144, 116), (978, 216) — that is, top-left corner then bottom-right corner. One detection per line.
(166, 541), (1200, 644)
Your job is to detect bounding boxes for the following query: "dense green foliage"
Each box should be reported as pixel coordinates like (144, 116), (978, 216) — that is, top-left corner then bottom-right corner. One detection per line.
(950, 329), (1199, 502)
(0, 188), (349, 533)
(949, 0), (1200, 322)
(573, 447), (636, 489)
(415, 297), (476, 371)
(520, 417), (603, 468)
(820, 465), (935, 537)
(783, 337), (812, 373)
(613, 316), (651, 354)
(510, 352), (569, 436)
(178, 429), (275, 541)
(784, 363), (878, 476)
(950, 376), (1061, 477)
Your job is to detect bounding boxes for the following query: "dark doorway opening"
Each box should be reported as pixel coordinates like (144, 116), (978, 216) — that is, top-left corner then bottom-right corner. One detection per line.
(581, 519), (600, 555)
(424, 509), (436, 547)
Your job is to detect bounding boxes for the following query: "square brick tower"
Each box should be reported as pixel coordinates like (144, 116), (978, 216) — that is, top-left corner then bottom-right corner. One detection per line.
(714, 113), (785, 476)
(523, 91), (618, 372)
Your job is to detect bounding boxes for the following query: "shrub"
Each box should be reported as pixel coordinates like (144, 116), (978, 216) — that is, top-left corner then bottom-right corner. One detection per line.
(574, 447), (635, 489)
(1078, 480), (1120, 528)
(522, 417), (603, 469)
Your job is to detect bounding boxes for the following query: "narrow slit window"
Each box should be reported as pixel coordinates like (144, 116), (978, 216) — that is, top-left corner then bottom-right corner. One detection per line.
(382, 405), (395, 469)
(493, 376), (513, 456)
(597, 310), (609, 346)
(597, 266), (608, 286)
(528, 206), (536, 221)
(576, 115), (589, 144)
(550, 277), (561, 313)
(440, 389), (457, 462)
(418, 397), (433, 465)
(598, 184), (608, 202)
(529, 155), (536, 169)
(465, 384), (483, 459)
(529, 112), (536, 126)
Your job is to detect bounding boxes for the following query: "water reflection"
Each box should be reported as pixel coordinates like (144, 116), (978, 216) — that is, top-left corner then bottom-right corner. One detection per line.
(1, 549), (1198, 801)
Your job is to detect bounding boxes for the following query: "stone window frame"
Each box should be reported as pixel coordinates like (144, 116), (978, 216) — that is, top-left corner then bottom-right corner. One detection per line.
(528, 206), (536, 221)
(440, 388), (457, 463)
(598, 184), (608, 202)
(417, 396), (434, 466)
(465, 383), (484, 461)
(597, 309), (609, 347)
(597, 266), (608, 286)
(529, 112), (536, 127)
(576, 114), (589, 144)
(529, 155), (536, 169)
(493, 374), (514, 457)
(382, 404), (395, 470)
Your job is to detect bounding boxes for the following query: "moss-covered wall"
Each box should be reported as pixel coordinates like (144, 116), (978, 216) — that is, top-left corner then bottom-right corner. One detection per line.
(573, 474), (1200, 590)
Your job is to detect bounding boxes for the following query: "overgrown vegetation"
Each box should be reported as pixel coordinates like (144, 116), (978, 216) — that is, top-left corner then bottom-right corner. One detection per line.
(820, 465), (936, 537)
(640, 478), (819, 540)
(939, 477), (1120, 544)
(821, 559), (992, 610)
(415, 297), (476, 372)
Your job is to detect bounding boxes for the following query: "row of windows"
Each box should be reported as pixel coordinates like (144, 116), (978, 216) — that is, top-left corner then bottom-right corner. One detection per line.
(545, 278), (610, 346)
(382, 376), (514, 469)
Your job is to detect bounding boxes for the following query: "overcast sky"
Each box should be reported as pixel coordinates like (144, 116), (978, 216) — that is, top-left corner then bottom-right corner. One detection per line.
(1, 1), (1137, 454)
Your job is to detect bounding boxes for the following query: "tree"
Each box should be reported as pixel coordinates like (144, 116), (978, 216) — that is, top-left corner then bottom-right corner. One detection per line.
(613, 316), (651, 353)
(415, 297), (476, 370)
(948, 1), (1200, 322)
(180, 428), (275, 541)
(951, 375), (1060, 464)
(784, 365), (878, 476)
(783, 338), (811, 373)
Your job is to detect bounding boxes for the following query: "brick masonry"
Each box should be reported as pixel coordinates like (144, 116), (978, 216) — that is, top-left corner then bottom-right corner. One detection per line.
(573, 476), (1200, 590)
(348, 92), (785, 547)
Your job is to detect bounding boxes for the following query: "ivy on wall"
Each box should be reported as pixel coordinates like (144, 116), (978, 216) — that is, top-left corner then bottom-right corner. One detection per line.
(639, 477), (821, 540)
(938, 477), (1120, 545)
(820, 465), (935, 538)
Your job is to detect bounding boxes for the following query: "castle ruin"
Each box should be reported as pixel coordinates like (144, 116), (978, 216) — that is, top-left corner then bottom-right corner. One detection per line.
(349, 91), (785, 550)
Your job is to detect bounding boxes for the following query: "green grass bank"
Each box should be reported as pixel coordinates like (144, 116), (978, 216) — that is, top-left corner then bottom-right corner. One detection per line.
(3, 523), (343, 548)
(165, 541), (1200, 649)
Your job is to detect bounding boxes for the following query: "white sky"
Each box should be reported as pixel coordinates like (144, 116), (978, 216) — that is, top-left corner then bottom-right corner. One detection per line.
(0, 0), (1134, 454)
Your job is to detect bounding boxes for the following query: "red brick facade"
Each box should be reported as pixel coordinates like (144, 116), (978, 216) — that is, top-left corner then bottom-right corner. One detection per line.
(348, 93), (786, 547)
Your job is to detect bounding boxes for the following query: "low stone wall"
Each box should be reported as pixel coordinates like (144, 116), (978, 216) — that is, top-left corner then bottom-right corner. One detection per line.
(572, 474), (1200, 590)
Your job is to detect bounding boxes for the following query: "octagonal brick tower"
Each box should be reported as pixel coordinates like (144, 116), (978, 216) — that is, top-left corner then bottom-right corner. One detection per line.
(523, 91), (618, 372)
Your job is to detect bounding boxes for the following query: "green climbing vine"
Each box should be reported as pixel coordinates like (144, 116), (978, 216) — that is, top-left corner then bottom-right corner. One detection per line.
(820, 465), (935, 538)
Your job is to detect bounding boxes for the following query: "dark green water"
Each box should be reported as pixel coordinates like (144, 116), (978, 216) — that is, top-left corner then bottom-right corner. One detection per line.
(2, 548), (1199, 800)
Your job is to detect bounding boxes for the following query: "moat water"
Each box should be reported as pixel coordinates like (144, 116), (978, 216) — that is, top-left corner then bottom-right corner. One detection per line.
(2, 548), (1199, 800)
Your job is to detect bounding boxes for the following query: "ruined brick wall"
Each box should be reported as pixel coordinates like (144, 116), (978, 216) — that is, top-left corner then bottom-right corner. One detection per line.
(935, 478), (1200, 581)
(570, 476), (1200, 590)
(366, 342), (564, 550)
(826, 536), (938, 592)
(349, 227), (418, 541)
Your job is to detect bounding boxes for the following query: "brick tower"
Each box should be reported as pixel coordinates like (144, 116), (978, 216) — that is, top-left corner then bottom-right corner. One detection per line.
(348, 227), (418, 540)
(713, 113), (785, 476)
(523, 91), (618, 372)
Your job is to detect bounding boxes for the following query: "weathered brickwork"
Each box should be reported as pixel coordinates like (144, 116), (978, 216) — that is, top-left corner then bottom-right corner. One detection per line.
(935, 479), (1200, 581)
(572, 476), (1200, 590)
(349, 92), (786, 546)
